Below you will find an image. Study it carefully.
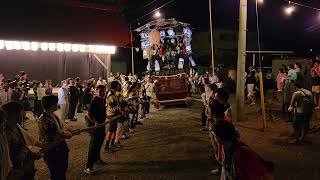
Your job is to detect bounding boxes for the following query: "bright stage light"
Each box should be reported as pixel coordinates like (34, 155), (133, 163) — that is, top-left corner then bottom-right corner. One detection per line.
(285, 6), (295, 15)
(41, 42), (49, 51)
(48, 43), (56, 51)
(13, 41), (22, 50)
(57, 43), (64, 52)
(5, 41), (13, 50)
(257, 0), (263, 4)
(22, 41), (30, 50)
(63, 43), (71, 52)
(79, 44), (86, 52)
(31, 42), (39, 51)
(0, 40), (4, 49)
(71, 44), (79, 52)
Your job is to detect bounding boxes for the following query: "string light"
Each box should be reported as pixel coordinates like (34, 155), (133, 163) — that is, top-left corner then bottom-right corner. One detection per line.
(0, 40), (116, 54)
(154, 11), (161, 18)
(285, 5), (295, 15)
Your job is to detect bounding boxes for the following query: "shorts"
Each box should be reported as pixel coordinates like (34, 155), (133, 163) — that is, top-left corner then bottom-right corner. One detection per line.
(312, 86), (320, 94)
(293, 113), (307, 131)
(109, 121), (118, 133)
(247, 84), (255, 97)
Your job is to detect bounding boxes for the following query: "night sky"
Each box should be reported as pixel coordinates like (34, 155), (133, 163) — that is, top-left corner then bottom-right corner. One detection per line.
(123, 0), (320, 55)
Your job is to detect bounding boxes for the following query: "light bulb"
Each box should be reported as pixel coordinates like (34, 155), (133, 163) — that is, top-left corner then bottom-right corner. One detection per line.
(154, 11), (161, 18)
(285, 6), (295, 15)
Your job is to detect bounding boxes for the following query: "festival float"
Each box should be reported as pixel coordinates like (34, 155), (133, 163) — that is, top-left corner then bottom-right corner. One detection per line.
(135, 18), (195, 105)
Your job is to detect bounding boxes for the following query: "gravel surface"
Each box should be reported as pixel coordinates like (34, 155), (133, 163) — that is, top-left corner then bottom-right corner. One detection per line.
(22, 95), (320, 180)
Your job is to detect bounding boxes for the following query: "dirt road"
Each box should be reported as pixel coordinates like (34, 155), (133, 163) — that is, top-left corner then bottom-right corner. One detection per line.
(24, 101), (320, 180)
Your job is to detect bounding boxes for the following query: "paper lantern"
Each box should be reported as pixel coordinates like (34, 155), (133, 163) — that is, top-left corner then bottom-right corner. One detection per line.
(167, 29), (175, 36)
(149, 30), (161, 46)
(160, 31), (166, 37)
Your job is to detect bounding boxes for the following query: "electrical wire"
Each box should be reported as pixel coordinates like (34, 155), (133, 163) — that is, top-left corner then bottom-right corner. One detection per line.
(284, 0), (320, 11)
(136, 0), (176, 20)
(255, 0), (262, 69)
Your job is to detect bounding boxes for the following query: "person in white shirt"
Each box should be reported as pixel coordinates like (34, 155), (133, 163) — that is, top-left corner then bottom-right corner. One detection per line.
(96, 77), (107, 86)
(58, 80), (70, 123)
(108, 73), (115, 83)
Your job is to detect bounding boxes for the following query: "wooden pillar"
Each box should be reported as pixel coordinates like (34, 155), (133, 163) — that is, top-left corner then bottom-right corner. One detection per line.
(106, 54), (112, 79)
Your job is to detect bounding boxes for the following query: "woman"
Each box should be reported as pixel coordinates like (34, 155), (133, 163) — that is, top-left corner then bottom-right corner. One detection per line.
(38, 95), (80, 180)
(276, 68), (287, 91)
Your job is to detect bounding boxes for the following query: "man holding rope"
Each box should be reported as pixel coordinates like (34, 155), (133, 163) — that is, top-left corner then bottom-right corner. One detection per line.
(84, 85), (108, 175)
(38, 95), (80, 180)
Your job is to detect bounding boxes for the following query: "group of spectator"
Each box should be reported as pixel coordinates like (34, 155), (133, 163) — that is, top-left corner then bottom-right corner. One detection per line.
(0, 71), (157, 179)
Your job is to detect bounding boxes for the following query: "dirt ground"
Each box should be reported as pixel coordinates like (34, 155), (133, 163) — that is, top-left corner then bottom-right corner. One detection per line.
(23, 93), (320, 180)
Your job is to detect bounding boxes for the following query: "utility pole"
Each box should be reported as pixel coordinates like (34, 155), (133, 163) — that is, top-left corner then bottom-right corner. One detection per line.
(235, 0), (247, 122)
(130, 24), (135, 75)
(209, 0), (215, 75)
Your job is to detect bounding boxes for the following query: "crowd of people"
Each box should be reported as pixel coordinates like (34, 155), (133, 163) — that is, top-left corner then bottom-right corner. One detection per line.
(198, 74), (275, 179)
(0, 71), (158, 179)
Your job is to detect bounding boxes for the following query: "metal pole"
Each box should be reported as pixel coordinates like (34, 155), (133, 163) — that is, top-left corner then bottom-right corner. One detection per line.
(209, 0), (215, 75)
(235, 0), (247, 122)
(253, 53), (256, 67)
(130, 24), (135, 75)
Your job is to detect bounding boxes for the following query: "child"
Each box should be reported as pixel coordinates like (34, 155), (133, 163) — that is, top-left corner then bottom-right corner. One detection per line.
(276, 68), (287, 91)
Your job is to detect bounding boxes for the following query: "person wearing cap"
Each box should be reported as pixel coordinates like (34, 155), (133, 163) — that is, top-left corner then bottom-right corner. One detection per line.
(2, 101), (42, 180)
(38, 95), (80, 180)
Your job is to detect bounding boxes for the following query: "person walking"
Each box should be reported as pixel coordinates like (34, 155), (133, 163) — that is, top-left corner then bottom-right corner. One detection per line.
(58, 80), (70, 123)
(84, 85), (108, 175)
(38, 95), (80, 180)
(288, 81), (314, 144)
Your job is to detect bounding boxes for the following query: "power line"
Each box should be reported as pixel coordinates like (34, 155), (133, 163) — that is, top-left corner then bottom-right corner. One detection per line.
(284, 0), (320, 11)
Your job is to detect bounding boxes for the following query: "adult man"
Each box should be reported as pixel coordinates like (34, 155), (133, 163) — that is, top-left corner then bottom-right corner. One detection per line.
(75, 77), (84, 113)
(84, 85), (108, 175)
(288, 81), (314, 144)
(58, 80), (69, 123)
(2, 102), (42, 180)
(38, 95), (80, 180)
(67, 79), (79, 121)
